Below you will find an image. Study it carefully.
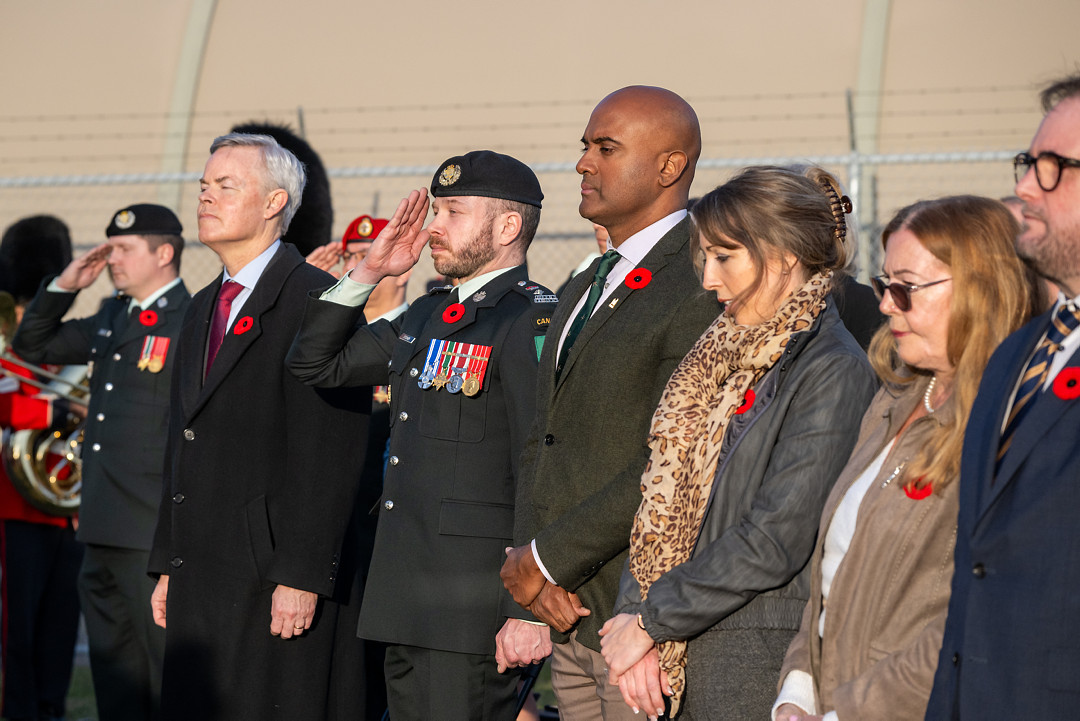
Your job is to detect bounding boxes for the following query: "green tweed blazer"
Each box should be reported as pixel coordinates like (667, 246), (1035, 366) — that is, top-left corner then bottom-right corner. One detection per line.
(514, 217), (722, 650)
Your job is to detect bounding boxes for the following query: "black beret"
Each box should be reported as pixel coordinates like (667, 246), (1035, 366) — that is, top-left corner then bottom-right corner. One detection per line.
(105, 204), (183, 237)
(431, 150), (543, 208)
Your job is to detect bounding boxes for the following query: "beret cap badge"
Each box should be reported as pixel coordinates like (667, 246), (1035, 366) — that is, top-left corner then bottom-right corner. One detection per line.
(438, 164), (462, 187)
(114, 211), (136, 230)
(357, 218), (373, 237)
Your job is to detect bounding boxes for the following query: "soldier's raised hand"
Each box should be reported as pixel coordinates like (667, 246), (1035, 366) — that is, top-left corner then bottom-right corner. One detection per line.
(347, 188), (429, 285)
(55, 242), (112, 292)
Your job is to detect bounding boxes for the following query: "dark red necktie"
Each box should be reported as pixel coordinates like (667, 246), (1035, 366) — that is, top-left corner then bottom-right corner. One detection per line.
(205, 280), (244, 378)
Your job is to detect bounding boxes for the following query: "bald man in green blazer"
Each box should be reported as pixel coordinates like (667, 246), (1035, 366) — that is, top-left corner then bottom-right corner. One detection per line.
(500, 86), (722, 720)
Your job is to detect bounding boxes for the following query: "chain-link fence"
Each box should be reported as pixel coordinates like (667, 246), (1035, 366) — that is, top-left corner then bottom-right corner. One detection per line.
(0, 148), (1020, 317)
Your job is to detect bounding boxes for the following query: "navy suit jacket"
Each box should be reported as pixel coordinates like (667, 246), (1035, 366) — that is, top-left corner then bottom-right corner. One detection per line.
(927, 307), (1080, 718)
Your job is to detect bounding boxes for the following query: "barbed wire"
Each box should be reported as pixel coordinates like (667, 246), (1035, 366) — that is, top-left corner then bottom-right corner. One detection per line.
(0, 84), (1038, 124)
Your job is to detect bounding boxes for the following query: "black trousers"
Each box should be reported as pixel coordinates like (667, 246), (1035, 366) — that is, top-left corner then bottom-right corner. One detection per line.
(78, 544), (166, 721)
(383, 644), (519, 721)
(0, 519), (83, 721)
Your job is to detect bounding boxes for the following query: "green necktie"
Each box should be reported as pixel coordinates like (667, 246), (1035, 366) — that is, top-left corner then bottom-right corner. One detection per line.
(556, 249), (621, 379)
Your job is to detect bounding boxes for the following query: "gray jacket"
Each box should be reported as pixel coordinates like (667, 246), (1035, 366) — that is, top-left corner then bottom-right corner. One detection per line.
(615, 302), (877, 642)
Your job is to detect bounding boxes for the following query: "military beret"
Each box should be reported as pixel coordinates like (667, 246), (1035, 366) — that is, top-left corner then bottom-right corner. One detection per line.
(105, 204), (183, 237)
(431, 150), (543, 208)
(342, 214), (388, 247)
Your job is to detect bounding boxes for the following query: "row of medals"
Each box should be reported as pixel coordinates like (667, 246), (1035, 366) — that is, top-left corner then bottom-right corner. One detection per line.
(418, 364), (481, 396)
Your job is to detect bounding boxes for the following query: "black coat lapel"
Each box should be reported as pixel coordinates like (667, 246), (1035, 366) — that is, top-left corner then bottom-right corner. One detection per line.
(195, 245), (302, 410)
(179, 277), (219, 421)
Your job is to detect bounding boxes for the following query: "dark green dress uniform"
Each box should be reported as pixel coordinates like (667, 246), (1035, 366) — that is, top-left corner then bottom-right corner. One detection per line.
(287, 265), (556, 720)
(13, 275), (190, 720)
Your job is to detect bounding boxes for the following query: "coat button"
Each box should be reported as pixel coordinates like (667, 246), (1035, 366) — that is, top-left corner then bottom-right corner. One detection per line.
(112, 353), (121, 361)
(96, 413), (105, 422)
(409, 368), (419, 378)
(389, 455), (399, 466)
(170, 557), (183, 568)
(173, 493), (185, 504)
(183, 429), (196, 441)
(105, 382), (114, 391)
(92, 443), (101, 452)
(952, 653), (959, 666)
(544, 434), (555, 446)
(398, 412), (409, 422)
(384, 500), (394, 510)
(972, 563), (986, 579)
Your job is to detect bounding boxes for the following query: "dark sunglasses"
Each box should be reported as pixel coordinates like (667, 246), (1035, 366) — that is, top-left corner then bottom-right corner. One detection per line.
(870, 276), (951, 312)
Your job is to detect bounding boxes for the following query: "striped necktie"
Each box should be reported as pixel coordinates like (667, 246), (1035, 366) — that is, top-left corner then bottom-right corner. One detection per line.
(556, 249), (621, 379)
(997, 303), (1080, 465)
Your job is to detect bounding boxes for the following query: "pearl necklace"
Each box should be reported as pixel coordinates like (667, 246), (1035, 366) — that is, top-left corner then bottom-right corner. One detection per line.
(923, 375), (938, 414)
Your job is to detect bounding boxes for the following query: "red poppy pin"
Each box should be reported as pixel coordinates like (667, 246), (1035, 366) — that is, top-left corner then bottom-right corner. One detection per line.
(625, 268), (652, 290)
(138, 309), (158, 327)
(735, 389), (755, 414)
(1053, 367), (1080, 400)
(442, 303), (465, 324)
(234, 316), (254, 335)
(903, 477), (933, 500)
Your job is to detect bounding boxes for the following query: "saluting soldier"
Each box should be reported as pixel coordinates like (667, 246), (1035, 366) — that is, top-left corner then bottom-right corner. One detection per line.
(13, 204), (189, 721)
(287, 151), (556, 721)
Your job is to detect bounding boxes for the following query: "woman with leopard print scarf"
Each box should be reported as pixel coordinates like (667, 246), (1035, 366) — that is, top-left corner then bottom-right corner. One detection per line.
(597, 165), (878, 720)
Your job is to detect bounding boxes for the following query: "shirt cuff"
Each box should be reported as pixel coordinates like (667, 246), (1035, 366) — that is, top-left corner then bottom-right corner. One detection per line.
(47, 278), (76, 294)
(823, 712), (838, 721)
(772, 670), (817, 720)
(520, 619), (548, 627)
(319, 271), (376, 307)
(531, 539), (558, 586)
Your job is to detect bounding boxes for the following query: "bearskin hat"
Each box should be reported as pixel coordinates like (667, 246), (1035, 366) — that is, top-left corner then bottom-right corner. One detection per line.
(230, 121), (332, 256)
(0, 215), (73, 304)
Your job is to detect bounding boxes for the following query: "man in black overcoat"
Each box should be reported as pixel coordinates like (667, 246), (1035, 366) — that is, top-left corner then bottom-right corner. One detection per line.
(287, 151), (556, 721)
(147, 133), (368, 721)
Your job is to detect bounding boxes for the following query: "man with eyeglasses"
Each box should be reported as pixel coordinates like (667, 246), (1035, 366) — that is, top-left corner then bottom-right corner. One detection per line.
(926, 73), (1080, 719)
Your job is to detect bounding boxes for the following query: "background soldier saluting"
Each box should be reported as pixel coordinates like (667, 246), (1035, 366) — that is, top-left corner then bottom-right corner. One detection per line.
(14, 203), (188, 721)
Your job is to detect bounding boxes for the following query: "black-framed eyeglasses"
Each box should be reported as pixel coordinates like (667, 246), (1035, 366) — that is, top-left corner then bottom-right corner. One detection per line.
(1013, 151), (1080, 192)
(870, 276), (951, 312)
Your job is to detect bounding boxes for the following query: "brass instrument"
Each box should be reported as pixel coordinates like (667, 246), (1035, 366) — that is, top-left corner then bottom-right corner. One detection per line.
(0, 346), (89, 517)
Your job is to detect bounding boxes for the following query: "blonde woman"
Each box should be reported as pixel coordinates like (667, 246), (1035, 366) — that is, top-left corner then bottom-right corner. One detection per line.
(773, 196), (1037, 721)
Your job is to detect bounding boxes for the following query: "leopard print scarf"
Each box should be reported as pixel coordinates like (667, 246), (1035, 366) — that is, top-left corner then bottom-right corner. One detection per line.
(627, 271), (832, 714)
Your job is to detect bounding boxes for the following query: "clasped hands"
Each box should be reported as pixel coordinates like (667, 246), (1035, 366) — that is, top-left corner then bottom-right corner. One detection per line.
(599, 612), (671, 719)
(500, 544), (590, 632)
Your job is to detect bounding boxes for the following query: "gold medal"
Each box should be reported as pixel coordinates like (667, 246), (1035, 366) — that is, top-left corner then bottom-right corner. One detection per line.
(433, 373), (449, 390)
(462, 377), (481, 396)
(139, 335), (170, 373)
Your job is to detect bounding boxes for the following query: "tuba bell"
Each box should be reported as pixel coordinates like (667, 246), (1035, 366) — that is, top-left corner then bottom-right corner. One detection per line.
(0, 294), (88, 516)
